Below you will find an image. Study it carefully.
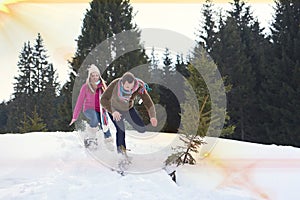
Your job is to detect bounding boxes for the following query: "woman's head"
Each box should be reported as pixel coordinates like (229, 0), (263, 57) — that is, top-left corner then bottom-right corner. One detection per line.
(86, 64), (101, 93)
(87, 64), (100, 84)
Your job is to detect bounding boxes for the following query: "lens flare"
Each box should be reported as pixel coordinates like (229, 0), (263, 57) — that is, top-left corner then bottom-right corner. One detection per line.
(0, 0), (11, 14)
(131, 0), (273, 3)
(0, 0), (90, 15)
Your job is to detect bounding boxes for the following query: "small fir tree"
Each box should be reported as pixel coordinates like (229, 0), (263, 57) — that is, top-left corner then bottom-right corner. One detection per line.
(18, 107), (47, 133)
(165, 96), (209, 166)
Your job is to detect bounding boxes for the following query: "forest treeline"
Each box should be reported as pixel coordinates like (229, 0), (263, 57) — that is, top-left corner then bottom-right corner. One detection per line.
(0, 0), (299, 147)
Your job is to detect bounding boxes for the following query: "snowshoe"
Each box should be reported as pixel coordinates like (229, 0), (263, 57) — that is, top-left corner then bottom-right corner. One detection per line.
(117, 146), (132, 173)
(104, 137), (114, 151)
(84, 138), (98, 149)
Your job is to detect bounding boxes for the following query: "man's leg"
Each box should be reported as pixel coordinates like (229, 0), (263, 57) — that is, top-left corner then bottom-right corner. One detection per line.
(124, 107), (146, 133)
(109, 113), (126, 152)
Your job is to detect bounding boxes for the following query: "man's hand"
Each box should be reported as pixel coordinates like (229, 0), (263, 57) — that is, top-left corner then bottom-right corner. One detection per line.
(112, 111), (122, 121)
(150, 117), (157, 127)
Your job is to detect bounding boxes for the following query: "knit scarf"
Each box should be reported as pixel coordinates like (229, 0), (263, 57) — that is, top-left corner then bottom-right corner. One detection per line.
(96, 81), (109, 128)
(100, 107), (109, 127)
(117, 78), (151, 102)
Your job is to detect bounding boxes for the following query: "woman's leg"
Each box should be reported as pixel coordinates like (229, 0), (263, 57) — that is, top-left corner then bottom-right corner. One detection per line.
(82, 110), (100, 147)
(83, 109), (100, 128)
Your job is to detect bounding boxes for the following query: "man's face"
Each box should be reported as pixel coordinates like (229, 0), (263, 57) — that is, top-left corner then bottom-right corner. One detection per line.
(123, 81), (135, 91)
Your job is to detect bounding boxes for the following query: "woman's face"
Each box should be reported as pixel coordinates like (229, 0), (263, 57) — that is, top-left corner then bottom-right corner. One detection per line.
(90, 72), (100, 83)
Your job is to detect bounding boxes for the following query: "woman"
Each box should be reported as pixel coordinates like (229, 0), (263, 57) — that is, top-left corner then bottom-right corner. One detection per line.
(69, 64), (113, 150)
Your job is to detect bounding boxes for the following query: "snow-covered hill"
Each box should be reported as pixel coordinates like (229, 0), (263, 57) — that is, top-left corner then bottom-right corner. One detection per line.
(0, 131), (299, 200)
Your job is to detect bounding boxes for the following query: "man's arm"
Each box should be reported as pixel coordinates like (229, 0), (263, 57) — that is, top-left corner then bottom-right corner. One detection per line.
(100, 79), (118, 113)
(140, 90), (156, 119)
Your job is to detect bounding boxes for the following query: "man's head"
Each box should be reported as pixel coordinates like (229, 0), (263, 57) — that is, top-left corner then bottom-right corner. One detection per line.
(121, 72), (136, 91)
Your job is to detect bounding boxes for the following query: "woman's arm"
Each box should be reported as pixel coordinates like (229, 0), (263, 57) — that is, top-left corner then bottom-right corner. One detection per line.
(72, 84), (86, 120)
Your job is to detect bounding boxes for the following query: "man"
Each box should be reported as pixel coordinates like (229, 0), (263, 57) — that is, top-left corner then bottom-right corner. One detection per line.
(101, 72), (157, 154)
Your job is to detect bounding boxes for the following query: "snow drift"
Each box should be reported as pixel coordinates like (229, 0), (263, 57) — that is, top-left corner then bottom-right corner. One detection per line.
(0, 131), (299, 200)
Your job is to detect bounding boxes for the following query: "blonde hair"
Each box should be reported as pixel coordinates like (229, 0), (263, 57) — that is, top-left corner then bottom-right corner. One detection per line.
(86, 64), (106, 94)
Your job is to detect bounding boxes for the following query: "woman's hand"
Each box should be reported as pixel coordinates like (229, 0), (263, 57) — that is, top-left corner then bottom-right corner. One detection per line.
(112, 111), (122, 121)
(150, 117), (158, 127)
(69, 119), (76, 126)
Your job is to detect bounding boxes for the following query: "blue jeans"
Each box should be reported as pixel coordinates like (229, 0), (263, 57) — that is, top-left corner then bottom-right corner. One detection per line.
(110, 108), (145, 151)
(84, 109), (111, 138)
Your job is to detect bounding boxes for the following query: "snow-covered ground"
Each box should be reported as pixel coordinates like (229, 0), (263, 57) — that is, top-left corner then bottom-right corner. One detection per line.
(0, 131), (299, 200)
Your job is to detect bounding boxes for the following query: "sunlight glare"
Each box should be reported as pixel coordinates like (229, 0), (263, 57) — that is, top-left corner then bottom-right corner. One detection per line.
(0, 0), (10, 14)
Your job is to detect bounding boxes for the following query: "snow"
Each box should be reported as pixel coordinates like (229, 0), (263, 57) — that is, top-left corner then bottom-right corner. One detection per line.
(1, 131), (299, 200)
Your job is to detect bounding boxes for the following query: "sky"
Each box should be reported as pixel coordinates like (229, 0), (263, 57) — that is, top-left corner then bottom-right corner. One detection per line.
(0, 0), (275, 102)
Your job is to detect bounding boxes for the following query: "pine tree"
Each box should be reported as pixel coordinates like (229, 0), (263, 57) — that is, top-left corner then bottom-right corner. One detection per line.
(7, 42), (34, 132)
(54, 82), (73, 131)
(165, 44), (235, 167)
(7, 34), (59, 132)
(31, 34), (60, 131)
(190, 45), (235, 137)
(13, 41), (34, 118)
(175, 54), (189, 79)
(18, 106), (47, 133)
(207, 0), (265, 141)
(261, 0), (300, 146)
(38, 63), (60, 131)
(59, 0), (148, 130)
(149, 47), (163, 86)
(165, 95), (208, 166)
(32, 33), (49, 93)
(242, 20), (271, 142)
(0, 101), (8, 133)
(174, 54), (188, 122)
(14, 42), (34, 97)
(159, 48), (180, 132)
(198, 0), (217, 53)
(18, 113), (31, 134)
(162, 48), (174, 80)
(29, 107), (47, 132)
(211, 17), (248, 138)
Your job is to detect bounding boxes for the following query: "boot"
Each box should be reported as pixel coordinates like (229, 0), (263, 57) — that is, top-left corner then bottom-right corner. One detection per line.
(117, 145), (132, 171)
(102, 128), (113, 151)
(84, 126), (98, 148)
(104, 136), (114, 151)
(117, 145), (132, 162)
